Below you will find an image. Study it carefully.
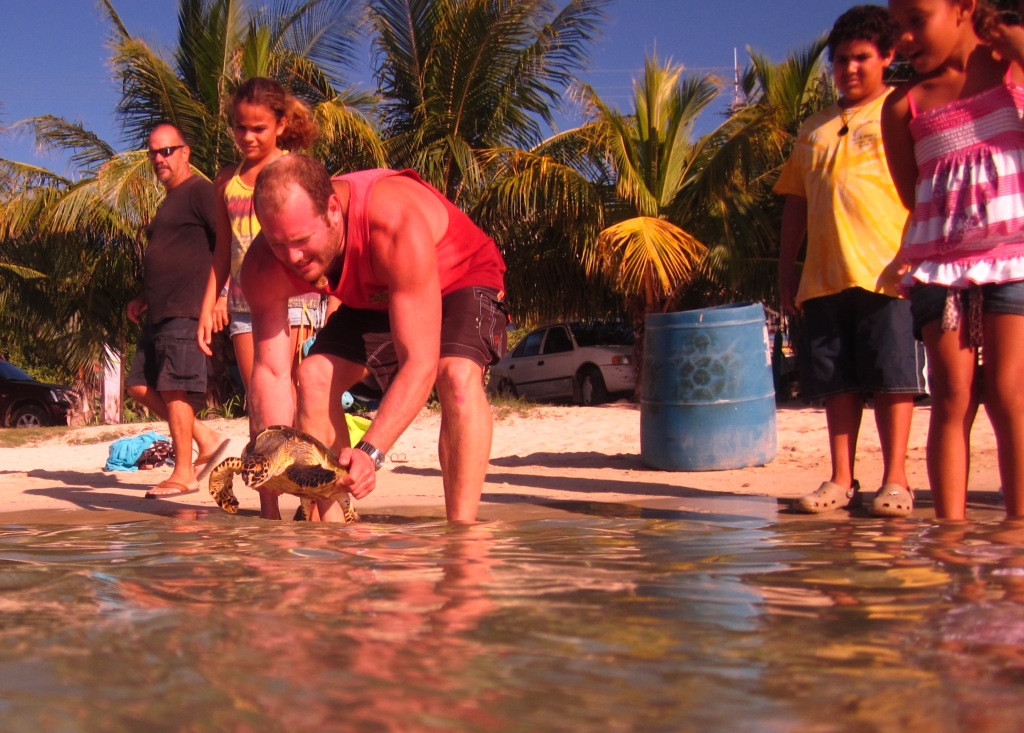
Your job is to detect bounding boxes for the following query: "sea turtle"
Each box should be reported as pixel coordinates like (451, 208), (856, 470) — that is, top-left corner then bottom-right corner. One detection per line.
(208, 426), (358, 522)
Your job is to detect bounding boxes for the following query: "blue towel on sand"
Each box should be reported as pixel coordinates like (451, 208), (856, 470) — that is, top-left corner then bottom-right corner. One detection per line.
(105, 431), (170, 472)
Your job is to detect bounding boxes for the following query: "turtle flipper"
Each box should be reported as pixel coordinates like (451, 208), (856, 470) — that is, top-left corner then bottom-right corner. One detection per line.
(342, 495), (359, 524)
(294, 498), (313, 521)
(284, 464), (338, 489)
(208, 457), (244, 513)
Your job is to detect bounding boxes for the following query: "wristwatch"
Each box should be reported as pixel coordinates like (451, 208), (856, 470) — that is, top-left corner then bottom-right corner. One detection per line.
(354, 440), (385, 471)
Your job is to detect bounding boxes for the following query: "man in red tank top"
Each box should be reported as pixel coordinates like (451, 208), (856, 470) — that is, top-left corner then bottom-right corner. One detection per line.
(239, 155), (508, 522)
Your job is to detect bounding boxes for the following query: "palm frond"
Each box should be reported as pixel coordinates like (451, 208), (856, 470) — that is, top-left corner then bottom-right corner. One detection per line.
(592, 217), (707, 302)
(43, 151), (164, 240)
(314, 95), (388, 171)
(16, 116), (117, 176)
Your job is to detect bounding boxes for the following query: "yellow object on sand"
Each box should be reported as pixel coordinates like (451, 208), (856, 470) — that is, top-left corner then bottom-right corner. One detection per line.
(346, 414), (371, 446)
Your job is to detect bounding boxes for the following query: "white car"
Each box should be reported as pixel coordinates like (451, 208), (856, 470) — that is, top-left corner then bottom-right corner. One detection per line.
(488, 322), (636, 405)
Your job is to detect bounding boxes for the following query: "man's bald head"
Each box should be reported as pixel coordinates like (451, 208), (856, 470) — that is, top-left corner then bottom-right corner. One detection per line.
(253, 154), (336, 222)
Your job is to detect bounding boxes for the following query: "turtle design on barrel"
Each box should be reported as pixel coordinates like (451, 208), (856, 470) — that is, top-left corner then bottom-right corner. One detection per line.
(208, 426), (358, 522)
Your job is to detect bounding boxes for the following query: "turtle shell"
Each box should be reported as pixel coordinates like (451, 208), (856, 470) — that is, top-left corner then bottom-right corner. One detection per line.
(208, 426), (357, 522)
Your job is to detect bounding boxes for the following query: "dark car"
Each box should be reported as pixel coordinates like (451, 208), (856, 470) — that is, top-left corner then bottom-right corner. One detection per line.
(488, 322), (636, 405)
(0, 359), (80, 428)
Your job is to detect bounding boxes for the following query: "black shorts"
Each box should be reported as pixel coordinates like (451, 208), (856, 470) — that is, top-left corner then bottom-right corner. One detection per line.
(126, 317), (208, 394)
(798, 287), (926, 401)
(307, 286), (509, 390)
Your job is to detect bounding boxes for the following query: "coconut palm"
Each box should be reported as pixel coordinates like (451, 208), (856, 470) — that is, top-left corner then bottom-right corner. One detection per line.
(0, 0), (386, 415)
(475, 51), (815, 404)
(703, 36), (830, 309)
(481, 54), (752, 321)
(368, 0), (608, 204)
(107, 0), (384, 178)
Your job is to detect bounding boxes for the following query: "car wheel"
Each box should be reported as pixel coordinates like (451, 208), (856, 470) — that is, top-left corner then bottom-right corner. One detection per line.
(577, 367), (608, 406)
(10, 403), (50, 428)
(493, 377), (518, 398)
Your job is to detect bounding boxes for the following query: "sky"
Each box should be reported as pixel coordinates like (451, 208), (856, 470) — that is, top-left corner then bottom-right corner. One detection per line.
(0, 0), (858, 170)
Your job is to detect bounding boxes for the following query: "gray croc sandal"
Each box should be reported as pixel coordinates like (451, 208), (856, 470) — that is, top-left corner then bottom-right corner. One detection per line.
(795, 480), (862, 514)
(869, 483), (914, 517)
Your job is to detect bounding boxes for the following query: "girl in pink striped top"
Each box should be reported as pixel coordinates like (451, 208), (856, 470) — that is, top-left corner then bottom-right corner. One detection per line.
(883, 0), (1024, 519)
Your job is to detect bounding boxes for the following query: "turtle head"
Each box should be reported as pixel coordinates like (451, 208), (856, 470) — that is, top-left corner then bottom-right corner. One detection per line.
(241, 456), (271, 488)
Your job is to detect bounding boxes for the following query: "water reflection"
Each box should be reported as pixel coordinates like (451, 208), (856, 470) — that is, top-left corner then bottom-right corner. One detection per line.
(0, 515), (1022, 731)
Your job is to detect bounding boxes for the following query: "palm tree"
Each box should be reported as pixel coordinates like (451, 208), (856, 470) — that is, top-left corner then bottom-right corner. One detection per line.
(581, 54), (721, 317)
(108, 0), (384, 178)
(0, 123), (150, 408)
(704, 37), (830, 310)
(368, 0), (609, 204)
(480, 54), (751, 320)
(0, 0), (385, 417)
(476, 51), (811, 401)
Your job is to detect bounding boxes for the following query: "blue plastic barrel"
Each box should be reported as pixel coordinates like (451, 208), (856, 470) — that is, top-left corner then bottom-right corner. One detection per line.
(641, 302), (777, 471)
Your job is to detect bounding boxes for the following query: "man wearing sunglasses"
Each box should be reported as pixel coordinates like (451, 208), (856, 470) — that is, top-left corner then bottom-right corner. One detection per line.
(125, 123), (229, 499)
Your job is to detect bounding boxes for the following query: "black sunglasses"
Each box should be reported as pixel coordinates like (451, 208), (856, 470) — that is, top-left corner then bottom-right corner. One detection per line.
(147, 145), (185, 159)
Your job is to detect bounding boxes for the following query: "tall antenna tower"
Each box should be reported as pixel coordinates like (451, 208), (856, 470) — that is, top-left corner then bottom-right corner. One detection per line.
(731, 47), (747, 109)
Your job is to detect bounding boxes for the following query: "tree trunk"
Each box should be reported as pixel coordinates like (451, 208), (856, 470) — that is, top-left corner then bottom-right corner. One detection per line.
(101, 345), (122, 424)
(629, 295), (646, 403)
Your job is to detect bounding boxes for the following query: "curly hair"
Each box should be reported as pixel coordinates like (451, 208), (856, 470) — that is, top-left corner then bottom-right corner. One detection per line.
(974, 0), (1021, 39)
(231, 77), (319, 151)
(826, 5), (897, 61)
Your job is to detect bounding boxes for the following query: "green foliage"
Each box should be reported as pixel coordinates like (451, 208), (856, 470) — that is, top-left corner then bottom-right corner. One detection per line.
(1, 0), (841, 415)
(0, 427), (56, 448)
(504, 324), (530, 352)
(0, 0), (379, 418)
(371, 0), (610, 202)
(488, 393), (536, 420)
(119, 397), (159, 424)
(197, 393), (246, 420)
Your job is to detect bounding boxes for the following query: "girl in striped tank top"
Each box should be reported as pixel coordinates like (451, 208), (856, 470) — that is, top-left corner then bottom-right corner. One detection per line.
(883, 0), (1024, 519)
(198, 77), (323, 396)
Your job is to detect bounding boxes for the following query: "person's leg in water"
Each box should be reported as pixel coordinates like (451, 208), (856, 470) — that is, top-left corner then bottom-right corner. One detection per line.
(921, 318), (980, 519)
(982, 307), (1024, 517)
(298, 353), (365, 522)
(437, 356), (491, 523)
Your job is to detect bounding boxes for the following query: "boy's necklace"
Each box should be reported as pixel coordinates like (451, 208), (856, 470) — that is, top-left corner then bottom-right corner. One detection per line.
(836, 89), (887, 137)
(837, 105), (864, 137)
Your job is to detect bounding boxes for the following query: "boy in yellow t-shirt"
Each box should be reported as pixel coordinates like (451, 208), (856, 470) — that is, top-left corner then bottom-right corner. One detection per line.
(774, 4), (925, 517)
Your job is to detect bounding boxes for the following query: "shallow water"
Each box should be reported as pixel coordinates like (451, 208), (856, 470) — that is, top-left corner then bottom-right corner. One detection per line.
(1, 511), (1023, 732)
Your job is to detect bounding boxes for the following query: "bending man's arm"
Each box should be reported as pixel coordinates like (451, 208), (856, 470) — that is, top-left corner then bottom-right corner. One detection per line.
(241, 233), (299, 436)
(342, 176), (445, 481)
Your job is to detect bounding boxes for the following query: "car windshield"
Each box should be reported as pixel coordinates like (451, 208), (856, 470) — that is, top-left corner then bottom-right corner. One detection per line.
(0, 361), (36, 381)
(569, 323), (634, 347)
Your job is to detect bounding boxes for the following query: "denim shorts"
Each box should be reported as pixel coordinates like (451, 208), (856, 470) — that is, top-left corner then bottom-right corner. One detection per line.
(229, 305), (323, 337)
(126, 317), (208, 394)
(909, 280), (1024, 338)
(797, 287), (926, 401)
(307, 286), (510, 391)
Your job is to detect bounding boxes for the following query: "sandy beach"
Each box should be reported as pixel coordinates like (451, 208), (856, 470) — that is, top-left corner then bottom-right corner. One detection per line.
(0, 400), (1006, 524)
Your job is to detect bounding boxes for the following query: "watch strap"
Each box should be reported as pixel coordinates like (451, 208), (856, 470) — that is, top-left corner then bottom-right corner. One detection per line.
(354, 440), (385, 470)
